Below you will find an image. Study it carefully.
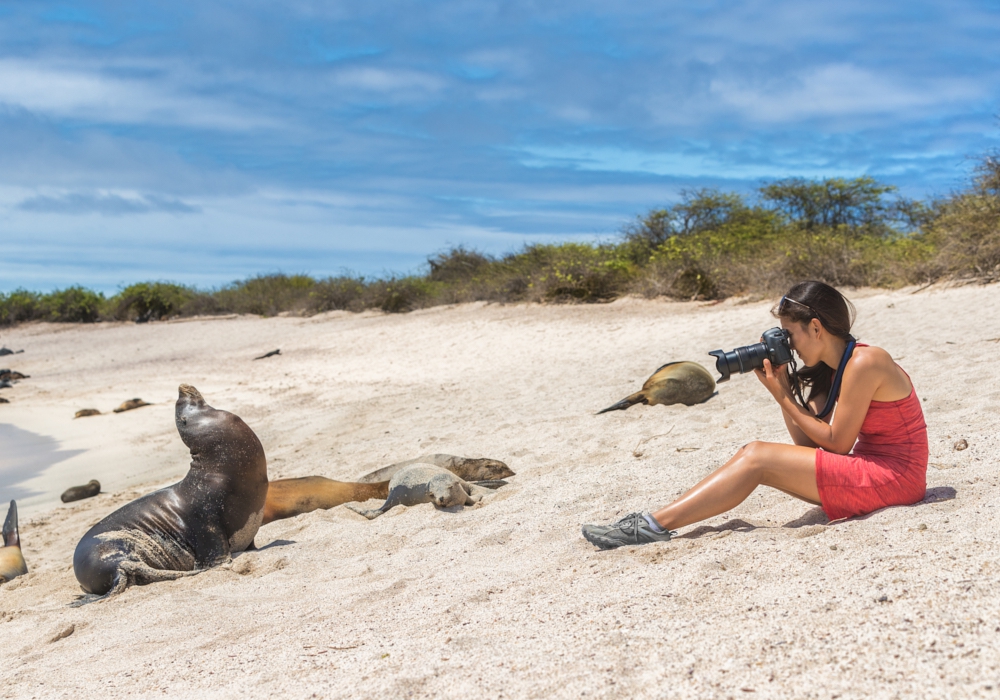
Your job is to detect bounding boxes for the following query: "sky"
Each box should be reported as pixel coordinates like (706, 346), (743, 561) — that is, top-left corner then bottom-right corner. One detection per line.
(1, 1), (998, 293)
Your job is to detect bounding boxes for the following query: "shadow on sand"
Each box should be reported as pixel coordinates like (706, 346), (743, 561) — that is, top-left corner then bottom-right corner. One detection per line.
(677, 485), (957, 539)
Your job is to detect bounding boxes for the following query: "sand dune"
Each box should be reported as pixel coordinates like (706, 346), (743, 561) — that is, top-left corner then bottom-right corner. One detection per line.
(0, 283), (998, 698)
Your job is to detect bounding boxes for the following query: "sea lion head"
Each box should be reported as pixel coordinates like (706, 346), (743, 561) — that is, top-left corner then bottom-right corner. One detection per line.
(174, 384), (261, 473)
(426, 473), (468, 508)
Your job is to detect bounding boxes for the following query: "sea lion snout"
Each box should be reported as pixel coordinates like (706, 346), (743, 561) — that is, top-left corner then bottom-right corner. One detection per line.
(177, 384), (205, 403)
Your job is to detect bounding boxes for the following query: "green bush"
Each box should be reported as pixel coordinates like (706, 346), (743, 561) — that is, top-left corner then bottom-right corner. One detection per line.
(0, 289), (44, 325)
(111, 282), (196, 322)
(42, 287), (105, 323)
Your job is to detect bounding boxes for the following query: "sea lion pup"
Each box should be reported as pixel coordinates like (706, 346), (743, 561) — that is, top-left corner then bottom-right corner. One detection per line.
(61, 480), (101, 503)
(347, 464), (492, 520)
(357, 454), (514, 484)
(113, 398), (150, 413)
(75, 408), (101, 419)
(0, 501), (28, 583)
(262, 477), (389, 524)
(72, 385), (268, 599)
(597, 361), (716, 414)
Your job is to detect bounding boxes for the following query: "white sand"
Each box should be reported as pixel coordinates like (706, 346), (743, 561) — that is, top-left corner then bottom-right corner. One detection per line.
(0, 283), (998, 699)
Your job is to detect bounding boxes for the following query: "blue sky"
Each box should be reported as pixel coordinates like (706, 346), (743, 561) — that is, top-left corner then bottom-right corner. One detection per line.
(1, 1), (998, 293)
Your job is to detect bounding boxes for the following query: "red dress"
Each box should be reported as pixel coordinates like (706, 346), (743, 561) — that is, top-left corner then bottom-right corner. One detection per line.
(814, 359), (928, 520)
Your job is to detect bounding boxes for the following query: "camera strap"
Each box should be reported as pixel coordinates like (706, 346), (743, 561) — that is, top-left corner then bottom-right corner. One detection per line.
(815, 336), (857, 419)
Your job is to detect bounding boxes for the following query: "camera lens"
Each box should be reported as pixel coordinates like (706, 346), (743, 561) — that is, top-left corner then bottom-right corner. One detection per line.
(708, 342), (769, 382)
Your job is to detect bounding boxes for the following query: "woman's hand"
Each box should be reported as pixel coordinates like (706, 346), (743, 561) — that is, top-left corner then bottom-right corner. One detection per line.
(754, 358), (792, 403)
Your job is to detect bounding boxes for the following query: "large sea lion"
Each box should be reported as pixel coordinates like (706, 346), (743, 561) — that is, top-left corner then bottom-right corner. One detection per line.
(72, 385), (268, 599)
(598, 361), (716, 414)
(357, 454), (513, 484)
(0, 501), (28, 583)
(347, 464), (492, 520)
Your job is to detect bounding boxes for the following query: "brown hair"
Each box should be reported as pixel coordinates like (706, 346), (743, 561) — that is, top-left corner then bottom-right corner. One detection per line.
(772, 281), (856, 410)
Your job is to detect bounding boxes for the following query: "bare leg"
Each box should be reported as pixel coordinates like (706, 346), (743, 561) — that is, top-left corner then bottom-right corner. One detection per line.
(650, 441), (820, 531)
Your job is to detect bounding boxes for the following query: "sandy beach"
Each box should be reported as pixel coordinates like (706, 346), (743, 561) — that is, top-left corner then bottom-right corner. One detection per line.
(0, 283), (998, 699)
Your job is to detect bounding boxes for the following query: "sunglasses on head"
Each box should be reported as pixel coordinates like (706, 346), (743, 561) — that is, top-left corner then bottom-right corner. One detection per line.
(777, 295), (817, 318)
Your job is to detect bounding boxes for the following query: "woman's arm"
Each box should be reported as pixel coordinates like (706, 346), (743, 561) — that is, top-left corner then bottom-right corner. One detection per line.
(757, 352), (882, 454)
(780, 392), (831, 447)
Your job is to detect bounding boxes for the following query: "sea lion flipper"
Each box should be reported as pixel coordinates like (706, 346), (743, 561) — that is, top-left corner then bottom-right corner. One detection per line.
(3, 500), (18, 548)
(345, 503), (384, 520)
(597, 391), (647, 415)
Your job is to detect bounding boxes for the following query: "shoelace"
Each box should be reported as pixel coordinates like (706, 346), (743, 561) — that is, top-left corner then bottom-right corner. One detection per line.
(614, 512), (645, 543)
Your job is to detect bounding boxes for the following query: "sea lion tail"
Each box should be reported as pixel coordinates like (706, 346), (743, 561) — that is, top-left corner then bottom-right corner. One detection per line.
(3, 500), (19, 548)
(597, 391), (647, 415)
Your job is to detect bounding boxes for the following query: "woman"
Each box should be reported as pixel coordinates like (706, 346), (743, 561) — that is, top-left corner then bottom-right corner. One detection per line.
(581, 280), (928, 549)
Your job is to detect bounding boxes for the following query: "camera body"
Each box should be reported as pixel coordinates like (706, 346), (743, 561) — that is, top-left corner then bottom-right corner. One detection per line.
(709, 327), (793, 382)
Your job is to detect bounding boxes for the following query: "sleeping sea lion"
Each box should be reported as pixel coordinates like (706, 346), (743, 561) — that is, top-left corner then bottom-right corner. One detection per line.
(598, 361), (716, 414)
(113, 398), (150, 413)
(259, 454), (512, 524)
(0, 397), (8, 404)
(0, 501), (28, 583)
(72, 385), (268, 599)
(347, 464), (492, 520)
(263, 477), (388, 524)
(357, 454), (513, 484)
(62, 480), (101, 503)
(75, 409), (101, 419)
(0, 370), (27, 381)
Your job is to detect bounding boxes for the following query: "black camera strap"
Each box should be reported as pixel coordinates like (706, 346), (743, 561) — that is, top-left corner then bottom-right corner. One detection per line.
(815, 336), (857, 419)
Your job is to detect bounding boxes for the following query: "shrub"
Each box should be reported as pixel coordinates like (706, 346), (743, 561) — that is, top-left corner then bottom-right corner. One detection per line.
(111, 282), (196, 322)
(213, 274), (316, 316)
(0, 289), (44, 325)
(42, 287), (105, 323)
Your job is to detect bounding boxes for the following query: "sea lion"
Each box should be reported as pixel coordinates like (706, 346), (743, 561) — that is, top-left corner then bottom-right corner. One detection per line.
(258, 454), (512, 524)
(62, 480), (101, 503)
(72, 385), (268, 598)
(0, 501), (28, 583)
(253, 349), (281, 360)
(357, 454), (514, 484)
(0, 380), (10, 389)
(0, 370), (27, 381)
(347, 464), (491, 520)
(0, 397), (8, 404)
(263, 477), (388, 524)
(0, 348), (23, 356)
(113, 398), (150, 413)
(598, 361), (716, 414)
(75, 408), (101, 418)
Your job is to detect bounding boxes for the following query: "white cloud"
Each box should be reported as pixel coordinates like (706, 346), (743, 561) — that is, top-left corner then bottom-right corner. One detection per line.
(711, 63), (984, 123)
(0, 59), (274, 130)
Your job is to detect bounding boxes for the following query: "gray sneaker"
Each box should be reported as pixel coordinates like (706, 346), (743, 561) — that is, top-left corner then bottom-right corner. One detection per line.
(581, 512), (674, 550)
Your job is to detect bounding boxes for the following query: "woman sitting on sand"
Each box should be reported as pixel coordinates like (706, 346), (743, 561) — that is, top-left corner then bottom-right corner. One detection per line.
(581, 280), (928, 549)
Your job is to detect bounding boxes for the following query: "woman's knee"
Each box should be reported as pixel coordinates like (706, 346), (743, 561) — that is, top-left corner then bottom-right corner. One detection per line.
(735, 441), (771, 478)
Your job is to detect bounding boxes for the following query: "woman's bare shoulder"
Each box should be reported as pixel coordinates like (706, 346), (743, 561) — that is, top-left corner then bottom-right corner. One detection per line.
(850, 344), (895, 369)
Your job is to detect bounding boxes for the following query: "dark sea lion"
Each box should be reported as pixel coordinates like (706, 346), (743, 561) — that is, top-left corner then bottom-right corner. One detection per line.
(75, 409), (101, 418)
(113, 398), (150, 413)
(0, 370), (28, 381)
(598, 361), (716, 414)
(357, 454), (514, 484)
(263, 477), (388, 524)
(0, 501), (28, 583)
(0, 380), (10, 389)
(0, 397), (8, 404)
(253, 349), (281, 360)
(347, 464), (490, 520)
(72, 385), (268, 599)
(0, 348), (24, 357)
(61, 480), (101, 503)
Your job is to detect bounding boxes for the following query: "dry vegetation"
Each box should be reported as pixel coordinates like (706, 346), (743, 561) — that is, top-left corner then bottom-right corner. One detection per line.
(3, 153), (998, 325)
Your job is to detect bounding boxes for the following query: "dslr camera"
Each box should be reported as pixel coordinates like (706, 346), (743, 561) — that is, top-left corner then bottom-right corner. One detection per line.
(709, 327), (793, 382)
